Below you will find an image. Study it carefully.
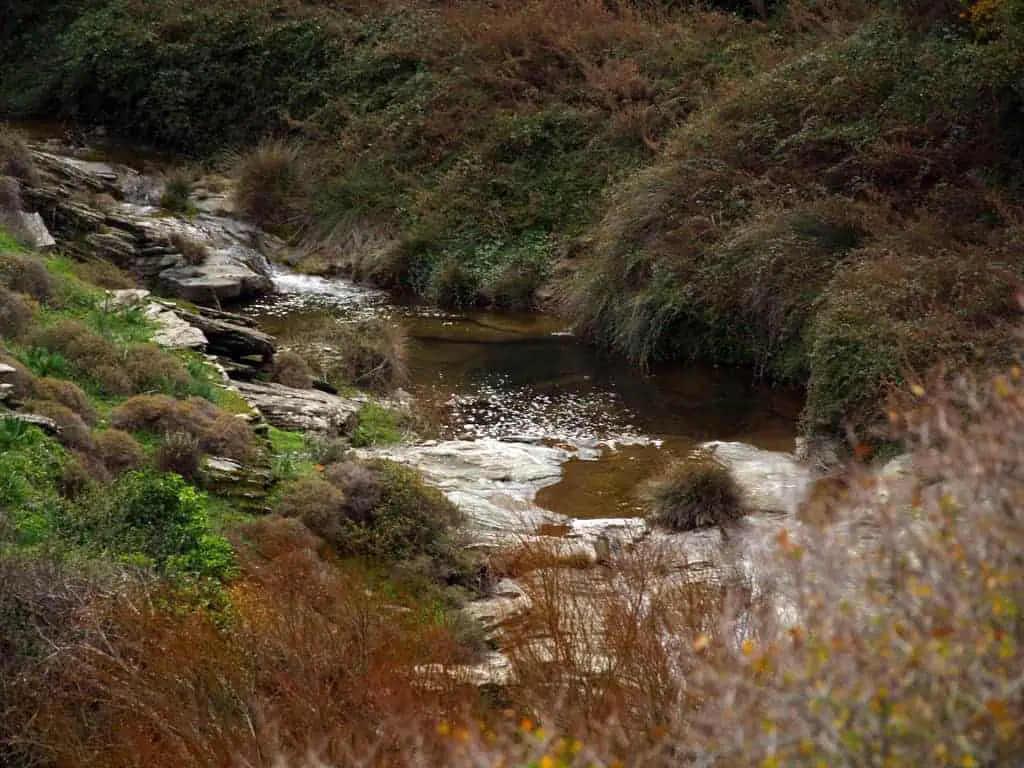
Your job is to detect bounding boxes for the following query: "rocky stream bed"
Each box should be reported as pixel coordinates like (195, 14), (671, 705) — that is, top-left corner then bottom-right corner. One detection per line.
(7, 138), (894, 688)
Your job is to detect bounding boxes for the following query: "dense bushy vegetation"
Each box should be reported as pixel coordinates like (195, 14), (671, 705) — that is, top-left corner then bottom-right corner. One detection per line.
(4, 0), (1021, 433)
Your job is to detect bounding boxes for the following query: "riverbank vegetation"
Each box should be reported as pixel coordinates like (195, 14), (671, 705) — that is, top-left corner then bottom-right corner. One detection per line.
(4, 1), (1022, 435)
(3, 1), (1022, 437)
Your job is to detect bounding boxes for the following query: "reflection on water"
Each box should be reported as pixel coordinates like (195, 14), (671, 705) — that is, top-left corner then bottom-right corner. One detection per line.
(246, 270), (804, 519)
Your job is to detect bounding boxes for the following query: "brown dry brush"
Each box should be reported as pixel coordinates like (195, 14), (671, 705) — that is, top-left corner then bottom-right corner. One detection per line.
(13, 519), (483, 768)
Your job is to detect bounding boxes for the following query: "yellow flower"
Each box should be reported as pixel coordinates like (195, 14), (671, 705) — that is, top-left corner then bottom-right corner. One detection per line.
(539, 756), (557, 768)
(436, 721), (451, 737)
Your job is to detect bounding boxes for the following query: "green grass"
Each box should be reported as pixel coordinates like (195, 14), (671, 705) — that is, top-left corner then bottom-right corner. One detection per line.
(350, 402), (404, 448)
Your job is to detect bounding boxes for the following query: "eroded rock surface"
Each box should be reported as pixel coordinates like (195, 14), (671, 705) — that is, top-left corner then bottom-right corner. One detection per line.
(22, 149), (274, 306)
(233, 380), (360, 436)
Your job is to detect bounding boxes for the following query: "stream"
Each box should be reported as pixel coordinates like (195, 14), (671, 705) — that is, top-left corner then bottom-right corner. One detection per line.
(245, 270), (804, 522)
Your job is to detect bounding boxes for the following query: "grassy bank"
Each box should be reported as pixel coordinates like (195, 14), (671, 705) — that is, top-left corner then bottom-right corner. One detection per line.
(2, 1), (1022, 432)
(0, 213), (489, 766)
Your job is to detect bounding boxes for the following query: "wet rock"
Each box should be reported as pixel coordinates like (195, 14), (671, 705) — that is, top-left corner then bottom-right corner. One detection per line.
(416, 651), (513, 690)
(701, 441), (812, 514)
(233, 380), (359, 436)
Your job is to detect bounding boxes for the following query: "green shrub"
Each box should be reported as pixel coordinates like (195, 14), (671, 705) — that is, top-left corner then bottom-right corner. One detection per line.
(94, 429), (145, 476)
(643, 459), (745, 531)
(77, 470), (235, 580)
(159, 172), (194, 214)
(350, 402), (404, 447)
(485, 263), (544, 310)
(33, 377), (97, 424)
(0, 287), (35, 340)
(804, 226), (1021, 434)
(123, 343), (191, 396)
(276, 459), (468, 583)
(431, 258), (480, 310)
(234, 140), (310, 231)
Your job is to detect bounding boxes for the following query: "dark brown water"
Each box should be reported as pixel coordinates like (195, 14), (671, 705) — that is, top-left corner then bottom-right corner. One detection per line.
(246, 270), (803, 519)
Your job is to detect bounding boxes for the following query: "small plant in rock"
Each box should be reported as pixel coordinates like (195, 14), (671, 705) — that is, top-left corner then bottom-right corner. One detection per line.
(160, 172), (195, 214)
(234, 140), (309, 231)
(643, 458), (745, 531)
(272, 350), (314, 389)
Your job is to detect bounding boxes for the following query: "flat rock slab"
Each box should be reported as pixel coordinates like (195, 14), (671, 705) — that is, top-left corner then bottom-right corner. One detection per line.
(701, 440), (812, 514)
(16, 211), (56, 250)
(233, 380), (359, 437)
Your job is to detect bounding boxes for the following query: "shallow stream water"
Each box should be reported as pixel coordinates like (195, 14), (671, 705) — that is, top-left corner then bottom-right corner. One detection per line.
(245, 270), (804, 520)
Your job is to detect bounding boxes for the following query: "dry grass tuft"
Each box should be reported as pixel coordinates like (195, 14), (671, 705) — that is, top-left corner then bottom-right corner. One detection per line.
(0, 287), (36, 340)
(25, 399), (95, 452)
(0, 252), (55, 302)
(0, 128), (39, 186)
(33, 377), (97, 424)
(273, 350), (314, 389)
(643, 458), (745, 531)
(154, 431), (203, 481)
(110, 394), (259, 462)
(234, 140), (310, 231)
(94, 429), (146, 476)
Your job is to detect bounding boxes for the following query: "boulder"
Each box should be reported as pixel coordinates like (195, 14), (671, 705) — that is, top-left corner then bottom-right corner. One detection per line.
(172, 309), (275, 361)
(15, 212), (56, 251)
(233, 380), (360, 436)
(0, 411), (61, 436)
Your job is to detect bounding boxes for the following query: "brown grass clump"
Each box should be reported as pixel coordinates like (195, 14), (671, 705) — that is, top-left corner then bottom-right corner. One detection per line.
(94, 429), (145, 476)
(0, 287), (36, 340)
(272, 350), (314, 389)
(12, 522), (475, 768)
(0, 353), (36, 399)
(123, 343), (191, 394)
(110, 394), (259, 462)
(60, 450), (112, 499)
(322, 460), (383, 524)
(0, 252), (55, 302)
(0, 128), (39, 186)
(33, 377), (97, 424)
(289, 318), (410, 393)
(234, 140), (310, 231)
(68, 258), (137, 289)
(159, 170), (194, 214)
(25, 400), (95, 452)
(277, 475), (349, 539)
(643, 459), (745, 531)
(154, 432), (203, 481)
